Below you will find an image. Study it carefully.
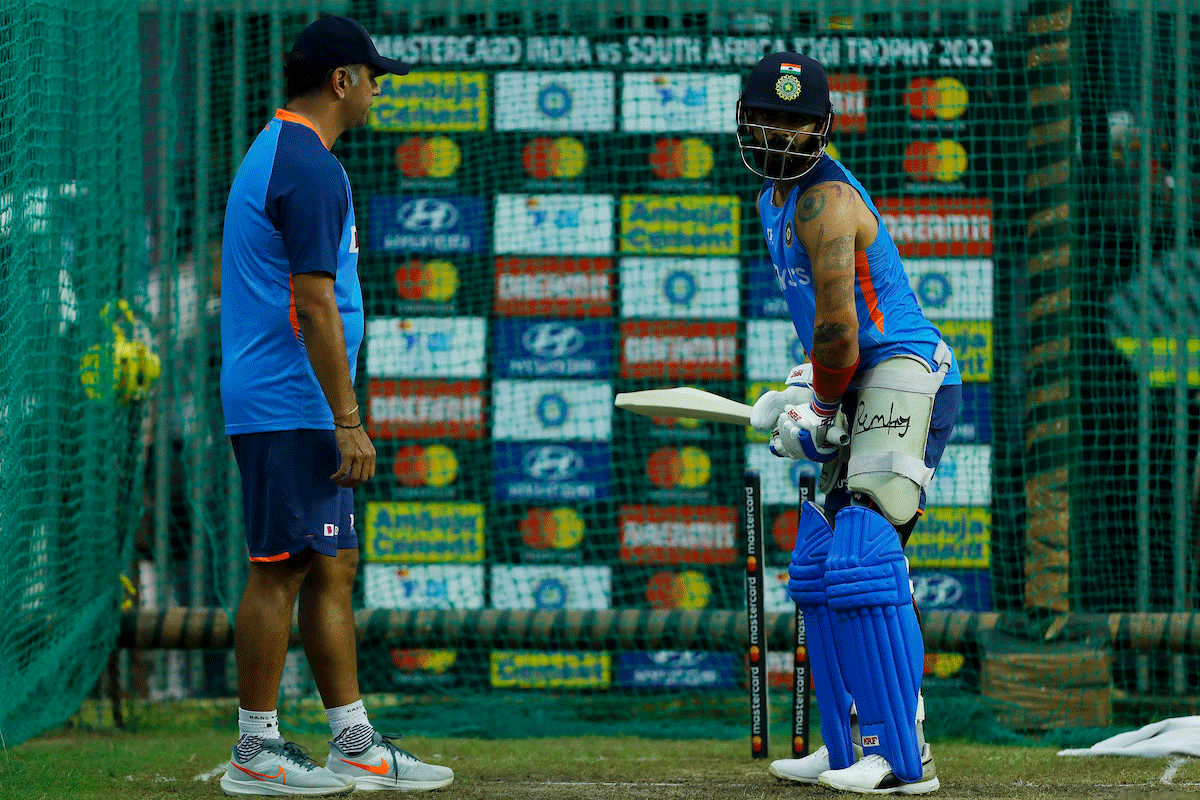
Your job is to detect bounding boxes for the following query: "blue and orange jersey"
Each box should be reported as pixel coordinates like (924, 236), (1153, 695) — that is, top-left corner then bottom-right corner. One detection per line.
(221, 109), (365, 434)
(757, 156), (961, 384)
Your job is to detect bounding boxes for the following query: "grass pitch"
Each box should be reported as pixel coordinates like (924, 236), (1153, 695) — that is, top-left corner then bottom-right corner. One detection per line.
(3, 725), (1198, 800)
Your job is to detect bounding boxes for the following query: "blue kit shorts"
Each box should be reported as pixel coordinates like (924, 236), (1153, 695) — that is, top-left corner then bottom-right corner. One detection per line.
(230, 429), (358, 562)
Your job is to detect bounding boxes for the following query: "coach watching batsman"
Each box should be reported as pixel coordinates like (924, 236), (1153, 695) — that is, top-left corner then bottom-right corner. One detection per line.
(738, 53), (962, 795)
(218, 15), (453, 797)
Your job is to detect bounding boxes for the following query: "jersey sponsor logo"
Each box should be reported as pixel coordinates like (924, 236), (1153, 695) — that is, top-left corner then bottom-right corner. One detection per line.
(619, 195), (739, 256)
(493, 257), (613, 316)
(877, 197), (993, 257)
(620, 73), (740, 134)
(619, 320), (738, 380)
(370, 72), (489, 131)
(619, 257), (739, 319)
(363, 501), (485, 563)
(368, 379), (486, 439)
(494, 72), (616, 131)
(363, 564), (486, 609)
(619, 505), (737, 564)
(489, 650), (610, 689)
(493, 442), (612, 501)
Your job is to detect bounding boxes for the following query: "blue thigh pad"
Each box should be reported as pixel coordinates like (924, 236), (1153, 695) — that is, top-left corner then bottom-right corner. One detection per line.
(788, 501), (855, 769)
(824, 505), (924, 782)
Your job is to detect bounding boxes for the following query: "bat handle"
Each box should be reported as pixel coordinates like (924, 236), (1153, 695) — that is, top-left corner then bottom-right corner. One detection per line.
(826, 425), (850, 447)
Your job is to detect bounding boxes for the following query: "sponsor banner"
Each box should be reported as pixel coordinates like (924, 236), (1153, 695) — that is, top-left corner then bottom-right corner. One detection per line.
(764, 567), (794, 612)
(643, 569), (715, 608)
(518, 506), (587, 556)
(643, 444), (717, 498)
(374, 35), (998, 70)
(619, 320), (739, 381)
(911, 568), (992, 612)
(368, 196), (487, 254)
(494, 257), (614, 317)
(909, 506), (990, 568)
(368, 379), (485, 440)
(494, 194), (614, 255)
(364, 501), (485, 563)
(926, 444), (991, 507)
(618, 505), (737, 564)
(491, 379), (612, 440)
(490, 564), (613, 609)
(494, 71), (616, 131)
(745, 319), (806, 381)
(363, 564), (486, 609)
(366, 317), (487, 378)
(768, 649), (795, 691)
(951, 383), (992, 444)
(746, 445), (822, 506)
(389, 441), (467, 495)
(620, 73), (740, 133)
(878, 197), (993, 258)
(938, 320), (992, 382)
(493, 319), (612, 378)
(385, 649), (460, 689)
(830, 74), (868, 133)
(370, 72), (489, 131)
(619, 256), (739, 319)
(393, 258), (462, 308)
(904, 259), (993, 320)
(619, 257), (739, 319)
(746, 256), (791, 319)
(615, 651), (739, 689)
(619, 195), (739, 256)
(494, 442), (612, 501)
(490, 650), (610, 689)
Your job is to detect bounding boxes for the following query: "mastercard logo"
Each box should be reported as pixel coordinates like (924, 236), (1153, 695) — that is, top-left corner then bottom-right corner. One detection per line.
(906, 77), (969, 121)
(522, 136), (587, 179)
(772, 509), (800, 553)
(390, 648), (457, 673)
(650, 137), (714, 180)
(395, 258), (459, 302)
(393, 443), (458, 487)
(645, 569), (712, 609)
(395, 136), (462, 178)
(646, 446), (711, 489)
(904, 140), (969, 183)
(648, 415), (701, 430)
(520, 507), (585, 550)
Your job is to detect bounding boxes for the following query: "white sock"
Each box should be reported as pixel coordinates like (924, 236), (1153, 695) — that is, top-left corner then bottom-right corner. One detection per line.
(327, 700), (374, 755)
(238, 707), (280, 740)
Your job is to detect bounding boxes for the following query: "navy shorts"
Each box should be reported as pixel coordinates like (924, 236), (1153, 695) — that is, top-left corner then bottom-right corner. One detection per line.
(230, 429), (358, 561)
(823, 382), (964, 521)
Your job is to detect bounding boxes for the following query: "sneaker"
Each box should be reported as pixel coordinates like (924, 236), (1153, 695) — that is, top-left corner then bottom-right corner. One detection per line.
(817, 744), (939, 795)
(327, 731), (454, 792)
(221, 738), (355, 797)
(769, 745), (831, 784)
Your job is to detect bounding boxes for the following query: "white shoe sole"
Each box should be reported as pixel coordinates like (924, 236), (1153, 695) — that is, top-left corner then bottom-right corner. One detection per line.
(220, 773), (354, 797)
(348, 774), (454, 792)
(768, 762), (821, 785)
(818, 773), (940, 795)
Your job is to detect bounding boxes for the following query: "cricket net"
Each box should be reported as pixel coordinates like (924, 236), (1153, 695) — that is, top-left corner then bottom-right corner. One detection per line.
(3, 0), (1198, 748)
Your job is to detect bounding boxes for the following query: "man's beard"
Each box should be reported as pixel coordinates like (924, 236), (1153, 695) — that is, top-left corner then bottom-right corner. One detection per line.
(760, 149), (813, 180)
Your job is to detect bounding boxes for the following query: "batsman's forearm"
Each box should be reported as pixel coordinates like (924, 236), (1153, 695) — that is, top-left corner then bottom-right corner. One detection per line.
(295, 305), (359, 421)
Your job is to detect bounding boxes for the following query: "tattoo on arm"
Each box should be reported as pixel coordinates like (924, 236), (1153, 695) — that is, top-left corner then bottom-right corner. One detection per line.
(813, 321), (850, 348)
(797, 189), (825, 222)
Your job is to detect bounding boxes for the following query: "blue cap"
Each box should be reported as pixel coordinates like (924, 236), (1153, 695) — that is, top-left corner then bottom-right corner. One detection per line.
(290, 15), (409, 76)
(740, 52), (831, 119)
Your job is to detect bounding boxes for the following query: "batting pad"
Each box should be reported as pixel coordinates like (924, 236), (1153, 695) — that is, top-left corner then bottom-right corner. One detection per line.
(788, 501), (855, 770)
(824, 505), (924, 783)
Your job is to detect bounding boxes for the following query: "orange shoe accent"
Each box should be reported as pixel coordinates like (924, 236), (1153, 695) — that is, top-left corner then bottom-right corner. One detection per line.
(339, 757), (390, 775)
(234, 763), (286, 783)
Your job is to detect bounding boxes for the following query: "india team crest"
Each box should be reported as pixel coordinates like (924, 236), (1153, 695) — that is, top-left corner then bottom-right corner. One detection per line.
(775, 76), (801, 101)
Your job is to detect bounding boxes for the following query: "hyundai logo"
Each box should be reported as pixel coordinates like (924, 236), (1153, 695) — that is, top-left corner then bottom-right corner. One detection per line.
(522, 322), (585, 359)
(912, 574), (964, 608)
(522, 445), (583, 482)
(397, 198), (460, 232)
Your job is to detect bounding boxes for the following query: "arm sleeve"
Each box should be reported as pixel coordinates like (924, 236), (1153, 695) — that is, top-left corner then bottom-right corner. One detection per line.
(267, 141), (348, 278)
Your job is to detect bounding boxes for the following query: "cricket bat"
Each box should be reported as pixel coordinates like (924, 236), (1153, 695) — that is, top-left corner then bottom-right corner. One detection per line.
(614, 386), (752, 425)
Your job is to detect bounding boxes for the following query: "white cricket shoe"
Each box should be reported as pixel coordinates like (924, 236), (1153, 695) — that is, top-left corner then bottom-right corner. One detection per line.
(326, 731), (453, 792)
(769, 745), (831, 784)
(818, 744), (939, 795)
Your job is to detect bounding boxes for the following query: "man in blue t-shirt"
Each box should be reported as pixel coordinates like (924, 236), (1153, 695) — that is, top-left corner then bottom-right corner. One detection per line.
(219, 15), (453, 797)
(739, 53), (961, 795)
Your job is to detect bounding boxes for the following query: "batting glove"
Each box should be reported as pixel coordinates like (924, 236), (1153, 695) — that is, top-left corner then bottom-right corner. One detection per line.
(772, 397), (842, 462)
(749, 364), (814, 432)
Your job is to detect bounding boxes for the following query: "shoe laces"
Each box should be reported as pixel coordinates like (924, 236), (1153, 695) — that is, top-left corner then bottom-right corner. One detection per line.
(273, 740), (322, 772)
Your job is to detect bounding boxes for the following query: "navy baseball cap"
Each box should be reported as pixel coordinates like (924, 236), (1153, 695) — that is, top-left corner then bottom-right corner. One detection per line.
(740, 52), (831, 119)
(290, 15), (409, 76)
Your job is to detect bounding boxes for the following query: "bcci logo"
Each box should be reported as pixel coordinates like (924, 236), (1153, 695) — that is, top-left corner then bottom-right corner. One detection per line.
(775, 76), (801, 101)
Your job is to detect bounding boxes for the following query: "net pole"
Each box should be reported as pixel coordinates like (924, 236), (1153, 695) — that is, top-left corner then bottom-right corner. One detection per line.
(744, 471), (769, 759)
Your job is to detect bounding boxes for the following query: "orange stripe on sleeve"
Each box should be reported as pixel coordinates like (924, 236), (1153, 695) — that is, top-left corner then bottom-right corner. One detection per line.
(250, 551), (292, 563)
(288, 273), (301, 339)
(855, 250), (885, 335)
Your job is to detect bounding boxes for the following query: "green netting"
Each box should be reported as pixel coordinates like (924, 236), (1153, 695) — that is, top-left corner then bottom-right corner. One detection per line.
(3, 0), (1197, 749)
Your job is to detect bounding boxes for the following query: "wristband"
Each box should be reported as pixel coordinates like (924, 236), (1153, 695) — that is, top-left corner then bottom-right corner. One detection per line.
(335, 421), (363, 430)
(811, 356), (859, 402)
(811, 396), (840, 418)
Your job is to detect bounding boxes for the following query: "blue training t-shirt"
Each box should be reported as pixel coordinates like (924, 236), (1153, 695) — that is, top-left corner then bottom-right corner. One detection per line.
(757, 155), (961, 385)
(221, 109), (364, 434)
